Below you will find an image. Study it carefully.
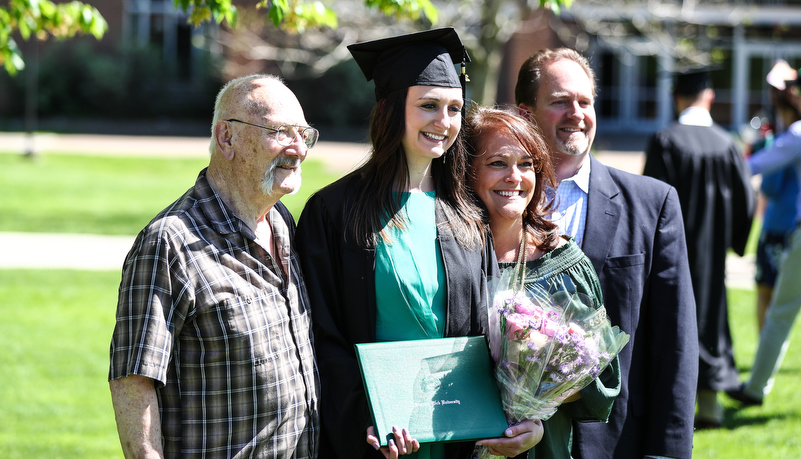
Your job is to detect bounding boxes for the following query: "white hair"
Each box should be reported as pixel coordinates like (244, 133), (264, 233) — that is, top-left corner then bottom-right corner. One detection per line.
(208, 74), (285, 156)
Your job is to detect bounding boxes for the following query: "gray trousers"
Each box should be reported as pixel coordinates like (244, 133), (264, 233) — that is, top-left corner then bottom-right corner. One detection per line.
(745, 226), (801, 398)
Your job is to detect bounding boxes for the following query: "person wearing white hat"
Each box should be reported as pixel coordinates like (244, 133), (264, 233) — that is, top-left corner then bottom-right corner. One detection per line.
(727, 62), (801, 408)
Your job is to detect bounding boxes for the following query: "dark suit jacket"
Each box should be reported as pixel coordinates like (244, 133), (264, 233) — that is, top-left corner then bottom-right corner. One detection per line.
(295, 172), (498, 459)
(571, 156), (698, 459)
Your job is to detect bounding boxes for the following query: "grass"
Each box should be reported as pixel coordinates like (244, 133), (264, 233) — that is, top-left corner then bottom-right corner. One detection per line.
(1, 152), (799, 457)
(692, 287), (801, 457)
(0, 153), (340, 234)
(0, 270), (122, 458)
(1, 271), (796, 458)
(0, 152), (341, 457)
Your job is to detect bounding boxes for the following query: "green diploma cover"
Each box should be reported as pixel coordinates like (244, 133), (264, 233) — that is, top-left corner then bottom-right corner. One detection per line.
(355, 336), (509, 446)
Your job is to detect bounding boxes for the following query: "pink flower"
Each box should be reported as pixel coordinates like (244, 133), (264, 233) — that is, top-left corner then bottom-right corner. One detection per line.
(541, 318), (559, 337)
(514, 298), (542, 316)
(505, 313), (531, 340)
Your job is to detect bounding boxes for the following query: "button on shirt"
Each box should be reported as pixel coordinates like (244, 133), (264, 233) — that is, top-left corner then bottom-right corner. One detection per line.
(109, 168), (319, 459)
(549, 158), (591, 248)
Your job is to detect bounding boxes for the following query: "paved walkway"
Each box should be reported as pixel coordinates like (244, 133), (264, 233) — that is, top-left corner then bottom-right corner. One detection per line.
(0, 132), (755, 288)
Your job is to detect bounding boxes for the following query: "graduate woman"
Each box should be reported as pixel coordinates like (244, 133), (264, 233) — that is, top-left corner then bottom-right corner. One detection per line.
(295, 28), (542, 459)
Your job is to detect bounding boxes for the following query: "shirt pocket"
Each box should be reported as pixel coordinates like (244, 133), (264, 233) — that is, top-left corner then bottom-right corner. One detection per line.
(181, 293), (289, 374)
(605, 252), (645, 269)
(216, 293), (291, 367)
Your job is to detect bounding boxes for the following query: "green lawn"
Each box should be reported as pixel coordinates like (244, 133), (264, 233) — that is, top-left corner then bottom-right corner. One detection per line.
(0, 152), (342, 457)
(691, 288), (801, 457)
(1, 271), (796, 458)
(0, 270), (122, 458)
(0, 153), (339, 234)
(0, 152), (799, 457)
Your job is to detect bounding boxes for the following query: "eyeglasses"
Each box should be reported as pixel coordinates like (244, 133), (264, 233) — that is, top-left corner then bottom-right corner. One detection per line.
(225, 119), (319, 149)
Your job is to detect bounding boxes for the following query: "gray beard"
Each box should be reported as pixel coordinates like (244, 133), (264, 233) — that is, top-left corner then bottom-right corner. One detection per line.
(260, 156), (302, 197)
(556, 135), (590, 156)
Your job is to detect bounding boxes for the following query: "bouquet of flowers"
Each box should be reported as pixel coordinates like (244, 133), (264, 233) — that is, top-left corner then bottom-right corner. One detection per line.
(477, 266), (630, 458)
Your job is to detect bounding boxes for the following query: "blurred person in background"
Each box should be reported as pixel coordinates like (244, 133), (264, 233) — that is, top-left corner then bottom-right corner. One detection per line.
(750, 60), (801, 332)
(642, 67), (754, 429)
(727, 65), (801, 408)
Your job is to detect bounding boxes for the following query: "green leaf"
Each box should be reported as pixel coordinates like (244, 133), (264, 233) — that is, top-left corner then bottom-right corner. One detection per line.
(9, 48), (24, 71)
(224, 6), (237, 26)
(268, 0), (288, 26)
(419, 0), (438, 23)
(18, 18), (30, 40)
(81, 6), (92, 24)
(5, 37), (24, 74)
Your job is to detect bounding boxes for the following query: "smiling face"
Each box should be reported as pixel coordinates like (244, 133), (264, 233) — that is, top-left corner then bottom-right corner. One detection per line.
(530, 59), (596, 159)
(470, 130), (537, 226)
(402, 85), (463, 167)
(235, 81), (310, 198)
(259, 151), (303, 197)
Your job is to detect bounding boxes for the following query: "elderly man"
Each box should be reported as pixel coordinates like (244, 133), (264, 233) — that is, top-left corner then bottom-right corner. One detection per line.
(109, 74), (320, 458)
(515, 49), (698, 459)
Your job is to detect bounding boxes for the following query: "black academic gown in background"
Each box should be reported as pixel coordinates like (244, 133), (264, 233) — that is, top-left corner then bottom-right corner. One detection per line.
(643, 122), (754, 392)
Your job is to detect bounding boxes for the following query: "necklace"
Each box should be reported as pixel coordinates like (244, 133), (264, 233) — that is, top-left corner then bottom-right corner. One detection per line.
(513, 226), (527, 292)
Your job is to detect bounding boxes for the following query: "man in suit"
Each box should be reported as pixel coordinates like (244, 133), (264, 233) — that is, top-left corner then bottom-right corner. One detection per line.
(515, 48), (698, 459)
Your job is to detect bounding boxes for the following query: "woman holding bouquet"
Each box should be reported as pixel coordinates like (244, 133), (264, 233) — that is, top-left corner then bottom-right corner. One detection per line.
(296, 29), (542, 459)
(464, 107), (622, 459)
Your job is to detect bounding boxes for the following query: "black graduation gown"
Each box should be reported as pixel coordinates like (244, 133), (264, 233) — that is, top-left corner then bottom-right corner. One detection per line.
(643, 122), (754, 391)
(295, 172), (499, 459)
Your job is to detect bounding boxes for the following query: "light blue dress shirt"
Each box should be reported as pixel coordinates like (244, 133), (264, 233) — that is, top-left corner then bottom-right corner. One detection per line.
(549, 158), (591, 248)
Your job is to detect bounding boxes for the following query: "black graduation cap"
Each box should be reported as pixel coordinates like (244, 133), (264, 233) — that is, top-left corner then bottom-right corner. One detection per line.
(673, 67), (713, 96)
(348, 27), (471, 101)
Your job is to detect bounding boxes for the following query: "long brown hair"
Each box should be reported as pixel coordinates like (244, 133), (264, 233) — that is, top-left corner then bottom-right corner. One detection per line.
(463, 106), (560, 252)
(345, 87), (485, 249)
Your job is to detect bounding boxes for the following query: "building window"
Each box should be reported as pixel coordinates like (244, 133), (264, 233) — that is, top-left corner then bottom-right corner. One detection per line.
(123, 0), (209, 80)
(596, 51), (619, 119)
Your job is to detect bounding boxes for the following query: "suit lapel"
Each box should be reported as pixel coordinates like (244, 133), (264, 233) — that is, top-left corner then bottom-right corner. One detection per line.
(583, 155), (622, 274)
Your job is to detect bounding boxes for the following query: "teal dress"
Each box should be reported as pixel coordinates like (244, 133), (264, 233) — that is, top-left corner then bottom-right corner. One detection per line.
(500, 238), (621, 459)
(375, 190), (446, 459)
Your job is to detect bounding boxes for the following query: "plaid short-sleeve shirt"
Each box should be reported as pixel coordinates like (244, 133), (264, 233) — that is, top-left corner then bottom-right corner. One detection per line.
(109, 169), (319, 459)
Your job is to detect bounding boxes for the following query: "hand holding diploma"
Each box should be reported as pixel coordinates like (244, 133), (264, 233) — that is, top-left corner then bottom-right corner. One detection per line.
(366, 425), (420, 458)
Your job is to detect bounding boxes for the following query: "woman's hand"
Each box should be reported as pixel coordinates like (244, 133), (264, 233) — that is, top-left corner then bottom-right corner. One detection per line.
(475, 419), (544, 457)
(366, 426), (420, 458)
(563, 392), (581, 403)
